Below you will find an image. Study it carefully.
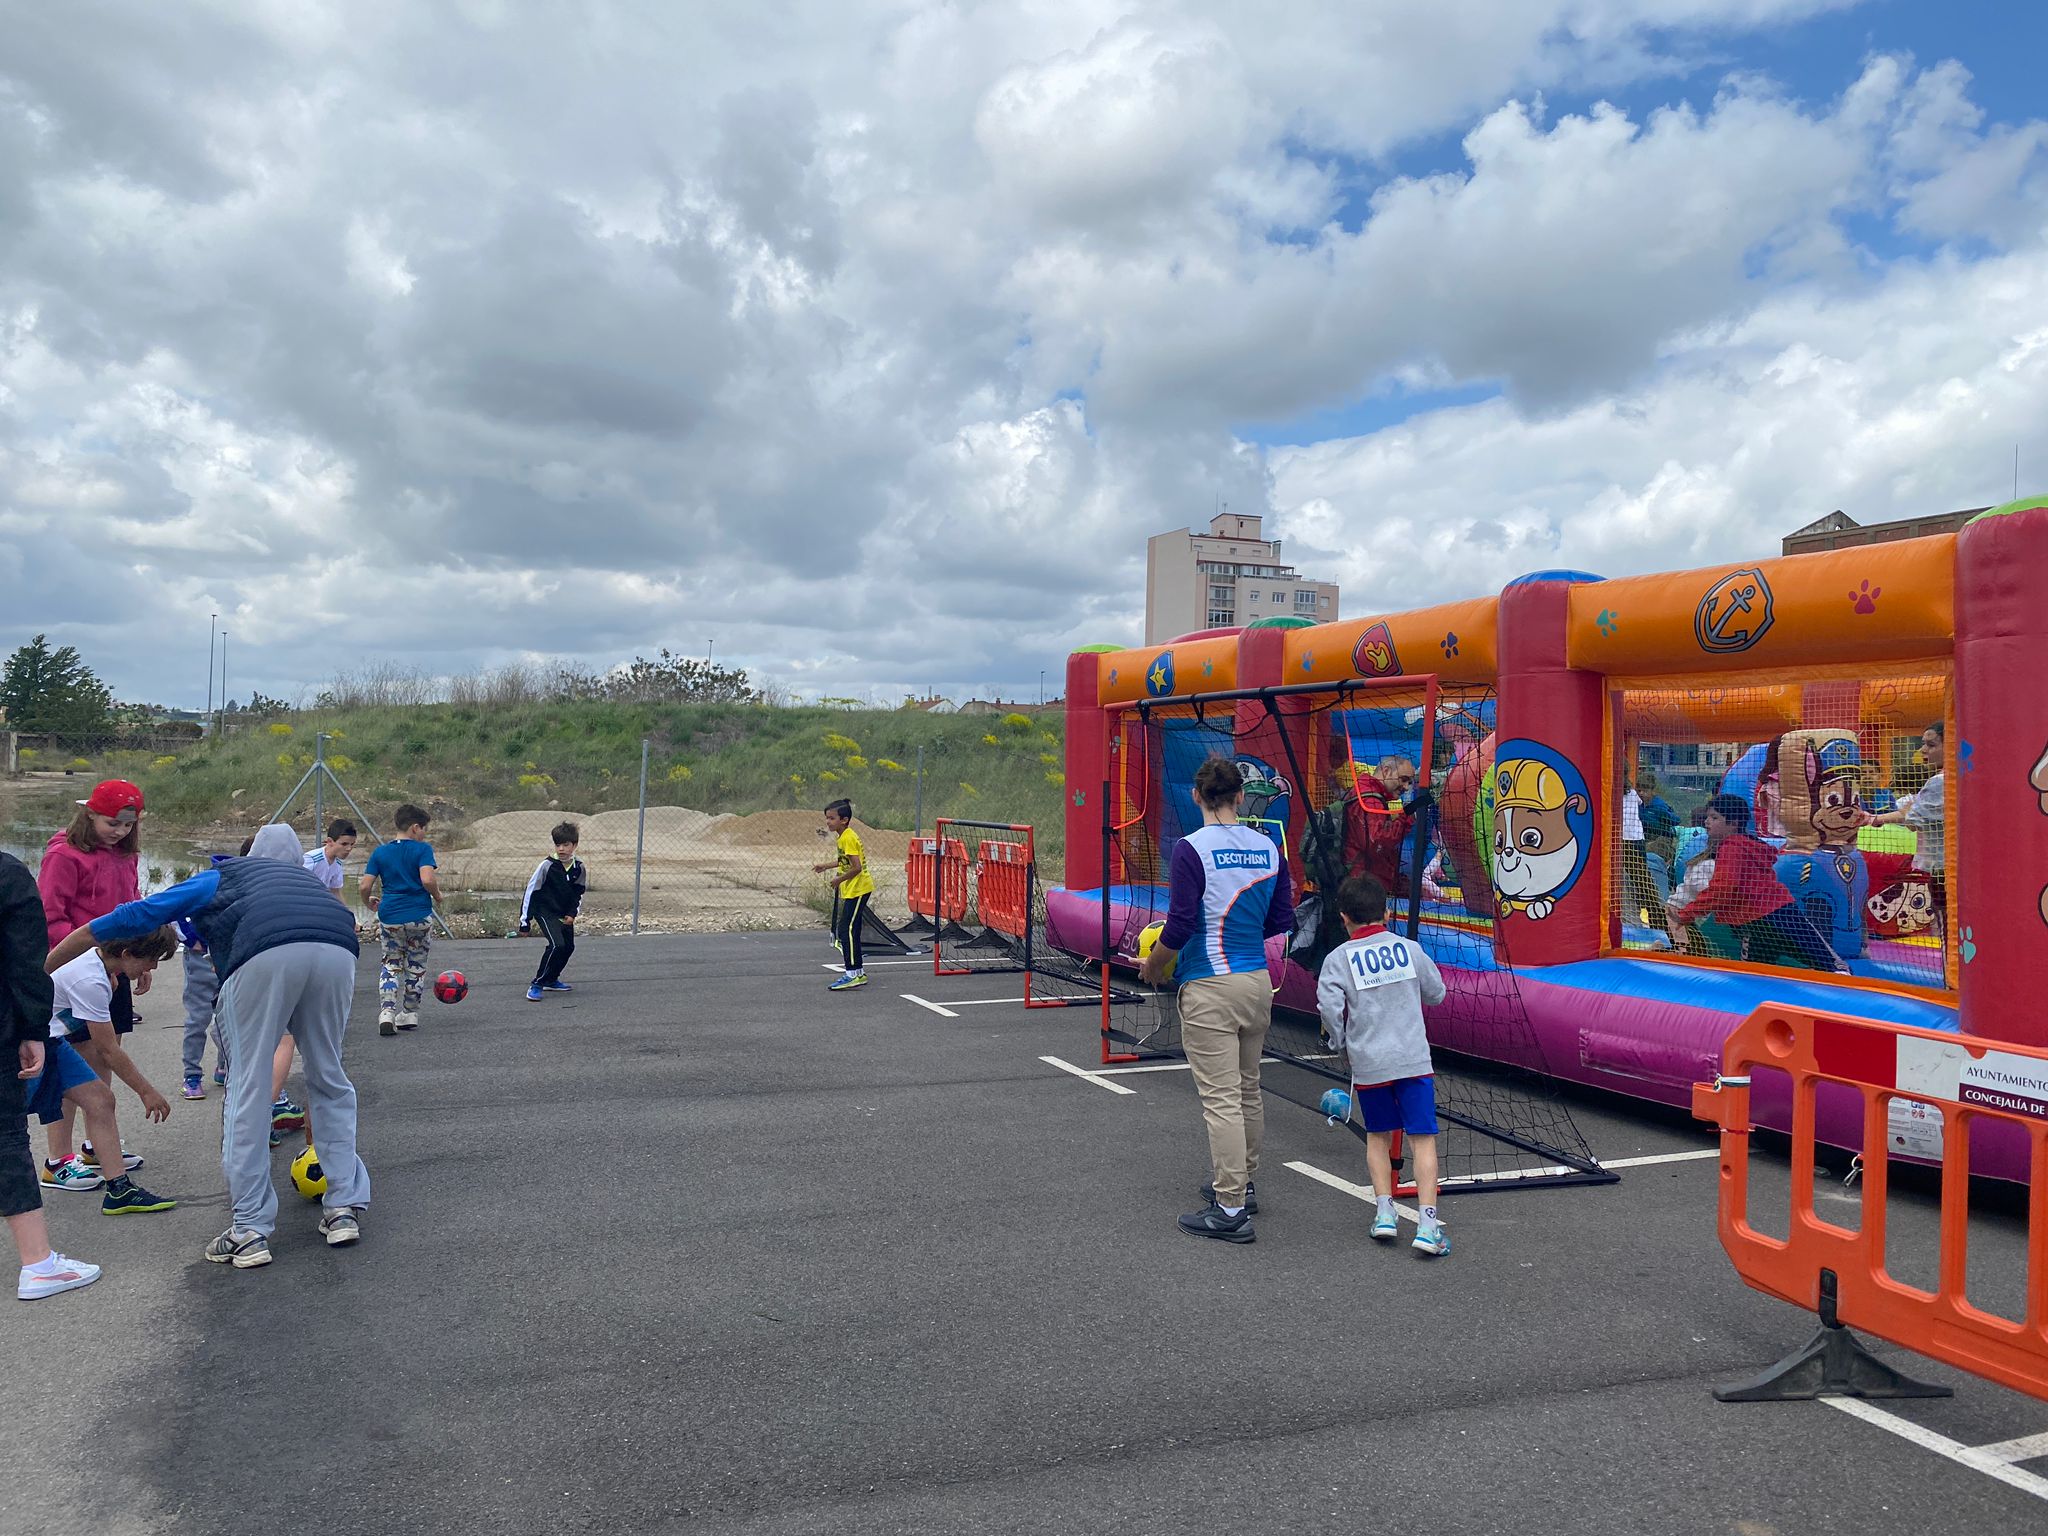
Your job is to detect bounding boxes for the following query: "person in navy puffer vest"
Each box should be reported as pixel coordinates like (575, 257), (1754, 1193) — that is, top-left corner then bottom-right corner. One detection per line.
(44, 823), (367, 1270)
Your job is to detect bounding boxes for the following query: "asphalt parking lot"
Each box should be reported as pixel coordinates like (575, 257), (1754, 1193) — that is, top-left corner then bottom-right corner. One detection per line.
(15, 932), (2046, 1536)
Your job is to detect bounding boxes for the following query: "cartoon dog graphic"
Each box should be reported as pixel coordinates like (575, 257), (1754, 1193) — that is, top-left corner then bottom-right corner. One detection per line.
(2035, 739), (2048, 926)
(1491, 758), (1589, 920)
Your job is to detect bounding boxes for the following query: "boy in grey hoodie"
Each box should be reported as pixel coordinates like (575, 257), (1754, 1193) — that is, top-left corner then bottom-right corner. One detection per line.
(1316, 875), (1450, 1256)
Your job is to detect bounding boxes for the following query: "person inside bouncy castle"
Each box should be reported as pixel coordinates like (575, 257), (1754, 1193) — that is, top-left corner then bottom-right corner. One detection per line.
(1342, 755), (1417, 909)
(36, 780), (149, 1177)
(1666, 794), (1847, 973)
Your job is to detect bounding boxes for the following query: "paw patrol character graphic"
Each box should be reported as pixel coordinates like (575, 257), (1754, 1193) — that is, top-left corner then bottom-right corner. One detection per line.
(1781, 730), (1870, 851)
(1490, 750), (1591, 921)
(2034, 739), (2048, 926)
(1866, 873), (1937, 937)
(1773, 728), (1871, 957)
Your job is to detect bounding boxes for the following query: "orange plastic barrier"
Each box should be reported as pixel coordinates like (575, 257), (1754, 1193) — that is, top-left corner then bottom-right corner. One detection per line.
(975, 839), (1031, 940)
(907, 837), (969, 923)
(1693, 1004), (2048, 1402)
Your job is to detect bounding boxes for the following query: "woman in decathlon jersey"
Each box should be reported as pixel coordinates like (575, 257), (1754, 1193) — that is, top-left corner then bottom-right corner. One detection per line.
(1138, 756), (1294, 1244)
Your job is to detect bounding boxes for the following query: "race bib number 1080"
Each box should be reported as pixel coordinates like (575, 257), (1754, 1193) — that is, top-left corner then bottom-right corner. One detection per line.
(1347, 941), (1415, 987)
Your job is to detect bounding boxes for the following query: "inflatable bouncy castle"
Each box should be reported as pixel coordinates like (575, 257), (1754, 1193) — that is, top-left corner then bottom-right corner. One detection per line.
(1051, 498), (2048, 1182)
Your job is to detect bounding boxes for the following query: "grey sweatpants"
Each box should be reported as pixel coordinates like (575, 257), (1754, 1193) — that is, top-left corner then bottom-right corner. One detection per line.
(218, 942), (370, 1236)
(180, 946), (228, 1080)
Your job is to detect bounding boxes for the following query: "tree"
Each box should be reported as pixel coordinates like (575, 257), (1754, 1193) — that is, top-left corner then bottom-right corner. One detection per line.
(0, 635), (113, 734)
(604, 650), (761, 705)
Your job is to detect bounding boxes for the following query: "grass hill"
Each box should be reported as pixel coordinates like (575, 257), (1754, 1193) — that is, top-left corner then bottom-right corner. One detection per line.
(114, 700), (1073, 863)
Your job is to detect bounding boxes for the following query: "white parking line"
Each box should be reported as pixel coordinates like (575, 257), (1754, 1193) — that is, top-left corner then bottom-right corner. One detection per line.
(819, 958), (932, 971)
(901, 993), (958, 1018)
(1282, 1160), (1421, 1222)
(1095, 1057), (1287, 1076)
(1976, 1430), (2048, 1465)
(1039, 1055), (1137, 1095)
(1823, 1397), (2048, 1502)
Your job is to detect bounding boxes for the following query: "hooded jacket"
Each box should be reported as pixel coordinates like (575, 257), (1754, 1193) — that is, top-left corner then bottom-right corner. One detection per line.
(89, 824), (357, 984)
(37, 830), (141, 947)
(2, 851), (55, 1053)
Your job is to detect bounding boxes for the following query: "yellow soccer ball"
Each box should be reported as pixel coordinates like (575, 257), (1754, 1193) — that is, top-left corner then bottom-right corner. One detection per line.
(290, 1144), (327, 1202)
(1136, 920), (1176, 982)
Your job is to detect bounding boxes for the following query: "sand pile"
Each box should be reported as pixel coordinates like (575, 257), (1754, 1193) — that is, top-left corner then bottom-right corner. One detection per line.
(436, 806), (911, 933)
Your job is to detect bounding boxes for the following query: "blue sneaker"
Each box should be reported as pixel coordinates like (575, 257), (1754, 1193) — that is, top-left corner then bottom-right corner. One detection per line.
(526, 985), (544, 1002)
(1371, 1206), (1399, 1243)
(827, 971), (869, 991)
(1413, 1223), (1450, 1258)
(182, 1074), (205, 1101)
(542, 981), (572, 992)
(212, 1067), (227, 1087)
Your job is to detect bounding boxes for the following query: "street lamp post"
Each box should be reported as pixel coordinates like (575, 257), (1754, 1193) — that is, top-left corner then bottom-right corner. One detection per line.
(1038, 669), (1045, 705)
(207, 614), (217, 718)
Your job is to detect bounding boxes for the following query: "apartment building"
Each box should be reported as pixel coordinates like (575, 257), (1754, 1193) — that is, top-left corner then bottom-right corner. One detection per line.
(1144, 512), (1339, 643)
(1781, 506), (1985, 555)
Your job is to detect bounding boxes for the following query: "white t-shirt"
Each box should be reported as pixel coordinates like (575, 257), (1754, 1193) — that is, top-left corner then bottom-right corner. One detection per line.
(50, 950), (114, 1040)
(1620, 787), (1644, 842)
(304, 847), (347, 891)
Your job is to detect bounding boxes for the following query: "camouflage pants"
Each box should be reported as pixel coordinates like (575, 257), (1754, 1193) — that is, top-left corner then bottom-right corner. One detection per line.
(377, 921), (432, 1017)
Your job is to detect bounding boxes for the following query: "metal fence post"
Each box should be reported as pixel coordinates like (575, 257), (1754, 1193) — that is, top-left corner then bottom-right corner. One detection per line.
(631, 737), (649, 935)
(914, 745), (924, 834)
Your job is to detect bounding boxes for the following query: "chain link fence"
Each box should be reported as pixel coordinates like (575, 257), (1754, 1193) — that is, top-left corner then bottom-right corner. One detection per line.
(430, 739), (941, 941)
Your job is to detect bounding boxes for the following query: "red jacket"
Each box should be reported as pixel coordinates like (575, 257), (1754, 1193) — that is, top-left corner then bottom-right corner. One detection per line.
(37, 832), (141, 947)
(1342, 773), (1412, 893)
(1670, 833), (1792, 930)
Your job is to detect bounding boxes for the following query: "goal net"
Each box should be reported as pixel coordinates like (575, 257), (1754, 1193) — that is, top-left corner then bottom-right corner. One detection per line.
(1097, 678), (1612, 1193)
(925, 820), (1108, 1007)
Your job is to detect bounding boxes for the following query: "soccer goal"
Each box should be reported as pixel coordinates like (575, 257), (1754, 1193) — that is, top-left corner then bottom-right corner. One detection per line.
(923, 819), (1110, 1008)
(1095, 678), (1616, 1195)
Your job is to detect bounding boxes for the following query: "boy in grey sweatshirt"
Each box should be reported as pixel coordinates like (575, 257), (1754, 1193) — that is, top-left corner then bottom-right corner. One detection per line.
(1316, 875), (1450, 1256)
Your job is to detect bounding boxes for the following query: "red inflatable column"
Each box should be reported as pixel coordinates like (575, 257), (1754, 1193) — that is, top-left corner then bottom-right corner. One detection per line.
(1954, 500), (2048, 1047)
(1494, 573), (1607, 967)
(1063, 651), (1108, 894)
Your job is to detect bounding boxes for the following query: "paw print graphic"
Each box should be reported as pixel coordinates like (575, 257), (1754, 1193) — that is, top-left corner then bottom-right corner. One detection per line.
(1849, 580), (1881, 615)
(1596, 609), (1620, 637)
(1440, 631), (1460, 659)
(1960, 926), (1977, 964)
(1957, 740), (1974, 775)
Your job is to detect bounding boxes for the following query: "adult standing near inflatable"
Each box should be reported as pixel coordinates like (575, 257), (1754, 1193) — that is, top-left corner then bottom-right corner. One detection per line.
(36, 780), (146, 1179)
(1139, 757), (1294, 1244)
(45, 823), (368, 1270)
(1871, 721), (1948, 939)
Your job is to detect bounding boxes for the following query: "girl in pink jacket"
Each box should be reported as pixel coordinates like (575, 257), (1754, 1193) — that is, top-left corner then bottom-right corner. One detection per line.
(38, 780), (145, 946)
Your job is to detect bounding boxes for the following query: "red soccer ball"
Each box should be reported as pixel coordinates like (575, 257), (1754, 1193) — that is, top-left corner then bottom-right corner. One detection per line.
(433, 970), (468, 1004)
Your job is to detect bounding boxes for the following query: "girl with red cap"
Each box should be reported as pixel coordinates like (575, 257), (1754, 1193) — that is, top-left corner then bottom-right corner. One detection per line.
(35, 780), (150, 1190)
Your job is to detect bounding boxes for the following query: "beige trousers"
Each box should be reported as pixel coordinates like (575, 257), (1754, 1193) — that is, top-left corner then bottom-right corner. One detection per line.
(1178, 971), (1274, 1207)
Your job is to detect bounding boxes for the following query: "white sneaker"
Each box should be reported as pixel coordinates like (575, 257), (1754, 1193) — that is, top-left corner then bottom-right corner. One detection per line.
(18, 1253), (102, 1300)
(39, 1158), (104, 1193)
(396, 1011), (419, 1031)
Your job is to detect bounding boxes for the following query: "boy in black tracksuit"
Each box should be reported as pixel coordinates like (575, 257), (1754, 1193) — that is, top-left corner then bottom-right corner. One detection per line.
(521, 821), (586, 1001)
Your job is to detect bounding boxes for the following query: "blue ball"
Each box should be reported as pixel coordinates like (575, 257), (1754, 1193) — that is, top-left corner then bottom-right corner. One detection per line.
(1319, 1088), (1352, 1122)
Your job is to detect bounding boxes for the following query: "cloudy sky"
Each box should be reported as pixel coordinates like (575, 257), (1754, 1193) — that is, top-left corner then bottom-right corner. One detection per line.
(4, 1), (2045, 708)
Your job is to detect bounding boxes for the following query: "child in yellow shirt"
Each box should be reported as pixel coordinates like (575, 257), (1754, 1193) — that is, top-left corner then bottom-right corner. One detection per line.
(814, 798), (874, 991)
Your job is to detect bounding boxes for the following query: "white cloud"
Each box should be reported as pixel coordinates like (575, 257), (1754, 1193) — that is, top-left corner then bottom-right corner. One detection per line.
(1, 2), (2044, 709)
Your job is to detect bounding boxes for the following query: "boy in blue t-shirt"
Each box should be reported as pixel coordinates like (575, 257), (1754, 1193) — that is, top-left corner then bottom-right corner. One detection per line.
(359, 804), (439, 1038)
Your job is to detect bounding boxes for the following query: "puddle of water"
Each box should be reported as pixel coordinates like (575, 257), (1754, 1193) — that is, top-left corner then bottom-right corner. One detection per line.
(1, 826), (224, 897)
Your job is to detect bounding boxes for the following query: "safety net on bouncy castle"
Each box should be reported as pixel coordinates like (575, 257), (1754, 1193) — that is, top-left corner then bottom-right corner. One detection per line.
(1606, 668), (1956, 997)
(1079, 677), (1611, 1192)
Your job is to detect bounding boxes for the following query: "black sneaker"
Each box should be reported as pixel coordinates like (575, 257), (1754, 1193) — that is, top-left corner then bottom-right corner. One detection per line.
(1200, 1181), (1257, 1215)
(1178, 1203), (1255, 1243)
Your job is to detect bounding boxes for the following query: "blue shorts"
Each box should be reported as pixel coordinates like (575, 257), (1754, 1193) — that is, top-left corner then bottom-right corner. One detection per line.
(1353, 1075), (1438, 1136)
(21, 1039), (101, 1125)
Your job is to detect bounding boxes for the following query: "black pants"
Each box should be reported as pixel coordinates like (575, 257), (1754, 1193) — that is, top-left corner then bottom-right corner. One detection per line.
(111, 973), (133, 1029)
(531, 912), (575, 987)
(834, 892), (869, 972)
(1739, 905), (1843, 973)
(0, 1065), (38, 1218)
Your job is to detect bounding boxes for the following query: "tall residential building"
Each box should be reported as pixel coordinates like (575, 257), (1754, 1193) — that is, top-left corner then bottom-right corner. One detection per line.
(1144, 512), (1339, 643)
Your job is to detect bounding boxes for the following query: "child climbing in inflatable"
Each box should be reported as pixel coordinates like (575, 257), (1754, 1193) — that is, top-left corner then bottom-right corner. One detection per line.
(1667, 795), (1846, 973)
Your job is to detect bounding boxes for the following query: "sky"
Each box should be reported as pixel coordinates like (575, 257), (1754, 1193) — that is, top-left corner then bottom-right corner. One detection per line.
(3, 0), (2045, 709)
